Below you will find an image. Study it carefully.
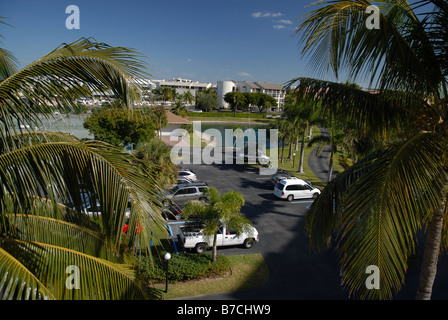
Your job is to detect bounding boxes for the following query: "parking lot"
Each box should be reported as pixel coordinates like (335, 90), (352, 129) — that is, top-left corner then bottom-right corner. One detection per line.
(166, 147), (347, 299)
(163, 146), (448, 300)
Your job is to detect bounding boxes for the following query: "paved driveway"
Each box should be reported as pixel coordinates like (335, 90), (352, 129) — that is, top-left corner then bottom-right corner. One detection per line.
(168, 147), (346, 299)
(168, 147), (448, 300)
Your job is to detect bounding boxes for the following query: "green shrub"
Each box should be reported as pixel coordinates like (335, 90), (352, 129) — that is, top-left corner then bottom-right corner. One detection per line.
(139, 253), (231, 284)
(187, 111), (267, 119)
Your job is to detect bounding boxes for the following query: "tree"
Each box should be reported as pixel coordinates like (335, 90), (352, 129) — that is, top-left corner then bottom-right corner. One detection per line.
(148, 105), (167, 139)
(134, 138), (177, 186)
(181, 90), (195, 106)
(0, 36), (165, 300)
(182, 187), (252, 262)
(196, 90), (218, 111)
(291, 0), (448, 299)
(152, 87), (177, 103)
(255, 92), (277, 113)
(224, 91), (247, 116)
(171, 100), (188, 117)
(83, 108), (156, 146)
(283, 94), (321, 173)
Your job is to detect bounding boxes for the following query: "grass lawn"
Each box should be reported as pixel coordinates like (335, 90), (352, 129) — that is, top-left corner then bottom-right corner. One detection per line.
(156, 254), (269, 300)
(269, 127), (345, 189)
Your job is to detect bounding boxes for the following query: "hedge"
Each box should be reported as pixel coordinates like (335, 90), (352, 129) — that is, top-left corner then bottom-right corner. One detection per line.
(187, 111), (267, 119)
(139, 253), (231, 284)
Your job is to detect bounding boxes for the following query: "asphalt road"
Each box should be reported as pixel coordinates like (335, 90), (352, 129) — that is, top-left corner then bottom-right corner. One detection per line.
(167, 147), (345, 299)
(166, 147), (448, 300)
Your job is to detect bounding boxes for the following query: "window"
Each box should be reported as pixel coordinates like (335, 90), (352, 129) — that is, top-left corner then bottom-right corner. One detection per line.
(286, 185), (300, 191)
(187, 188), (197, 194)
(198, 187), (208, 192)
(275, 182), (285, 190)
(175, 188), (189, 195)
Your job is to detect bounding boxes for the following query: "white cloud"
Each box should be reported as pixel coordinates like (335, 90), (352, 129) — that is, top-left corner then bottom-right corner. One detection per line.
(252, 11), (283, 18)
(273, 25), (285, 30)
(276, 19), (292, 24)
(237, 72), (251, 77)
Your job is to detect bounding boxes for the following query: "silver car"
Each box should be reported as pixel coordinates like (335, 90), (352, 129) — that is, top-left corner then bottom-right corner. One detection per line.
(162, 182), (209, 207)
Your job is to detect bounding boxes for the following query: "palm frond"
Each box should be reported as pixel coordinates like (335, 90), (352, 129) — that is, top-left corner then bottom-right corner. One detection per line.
(0, 38), (151, 151)
(306, 132), (447, 299)
(286, 77), (438, 137)
(0, 247), (54, 300)
(0, 239), (160, 300)
(4, 214), (121, 263)
(295, 0), (445, 94)
(0, 140), (166, 252)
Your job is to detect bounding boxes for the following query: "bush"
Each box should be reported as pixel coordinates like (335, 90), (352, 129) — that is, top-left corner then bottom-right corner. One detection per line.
(187, 111), (267, 119)
(139, 253), (231, 284)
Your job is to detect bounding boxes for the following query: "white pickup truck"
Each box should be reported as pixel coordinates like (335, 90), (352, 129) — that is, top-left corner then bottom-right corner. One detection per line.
(177, 223), (259, 253)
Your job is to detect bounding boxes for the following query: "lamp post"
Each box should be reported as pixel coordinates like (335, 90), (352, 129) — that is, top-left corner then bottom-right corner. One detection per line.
(164, 252), (171, 293)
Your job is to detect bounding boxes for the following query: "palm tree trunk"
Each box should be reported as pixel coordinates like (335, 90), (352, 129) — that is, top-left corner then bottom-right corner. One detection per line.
(298, 132), (306, 173)
(415, 193), (446, 300)
(212, 233), (218, 262)
(281, 137), (285, 164)
(328, 146), (334, 182)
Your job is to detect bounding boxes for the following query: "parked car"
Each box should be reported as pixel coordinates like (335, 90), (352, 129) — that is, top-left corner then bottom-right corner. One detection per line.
(273, 178), (321, 201)
(161, 182), (209, 207)
(177, 177), (195, 184)
(177, 222), (259, 253)
(237, 150), (270, 165)
(271, 170), (295, 185)
(178, 168), (197, 181)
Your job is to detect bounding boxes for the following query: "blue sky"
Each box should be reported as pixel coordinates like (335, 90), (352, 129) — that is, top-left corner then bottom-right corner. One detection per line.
(1, 0), (319, 85)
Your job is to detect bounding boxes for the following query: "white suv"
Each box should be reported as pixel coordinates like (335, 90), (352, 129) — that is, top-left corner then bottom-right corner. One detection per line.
(273, 178), (321, 201)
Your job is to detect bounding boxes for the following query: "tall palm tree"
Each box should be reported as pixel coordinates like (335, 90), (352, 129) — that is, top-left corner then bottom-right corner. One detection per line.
(0, 36), (166, 299)
(289, 0), (448, 299)
(182, 187), (252, 262)
(283, 93), (322, 173)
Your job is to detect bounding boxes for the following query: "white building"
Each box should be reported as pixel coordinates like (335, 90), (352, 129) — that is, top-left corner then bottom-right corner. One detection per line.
(154, 78), (216, 96)
(217, 80), (285, 110)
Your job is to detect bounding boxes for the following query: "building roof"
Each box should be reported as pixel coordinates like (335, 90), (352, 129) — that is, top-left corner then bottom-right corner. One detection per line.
(166, 110), (191, 124)
(255, 82), (284, 90)
(243, 81), (261, 89)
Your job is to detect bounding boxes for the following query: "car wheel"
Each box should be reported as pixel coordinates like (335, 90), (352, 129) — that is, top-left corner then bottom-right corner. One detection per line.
(195, 243), (207, 254)
(312, 193), (319, 199)
(243, 238), (254, 249)
(287, 195), (294, 202)
(162, 200), (170, 207)
(199, 197), (208, 204)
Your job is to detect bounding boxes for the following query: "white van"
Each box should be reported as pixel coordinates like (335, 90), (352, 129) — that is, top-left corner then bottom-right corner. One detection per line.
(273, 178), (321, 201)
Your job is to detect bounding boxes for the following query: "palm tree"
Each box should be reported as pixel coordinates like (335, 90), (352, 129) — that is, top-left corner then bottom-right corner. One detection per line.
(171, 100), (188, 117)
(283, 93), (322, 173)
(0, 37), (166, 299)
(289, 0), (448, 299)
(182, 187), (252, 262)
(181, 90), (195, 106)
